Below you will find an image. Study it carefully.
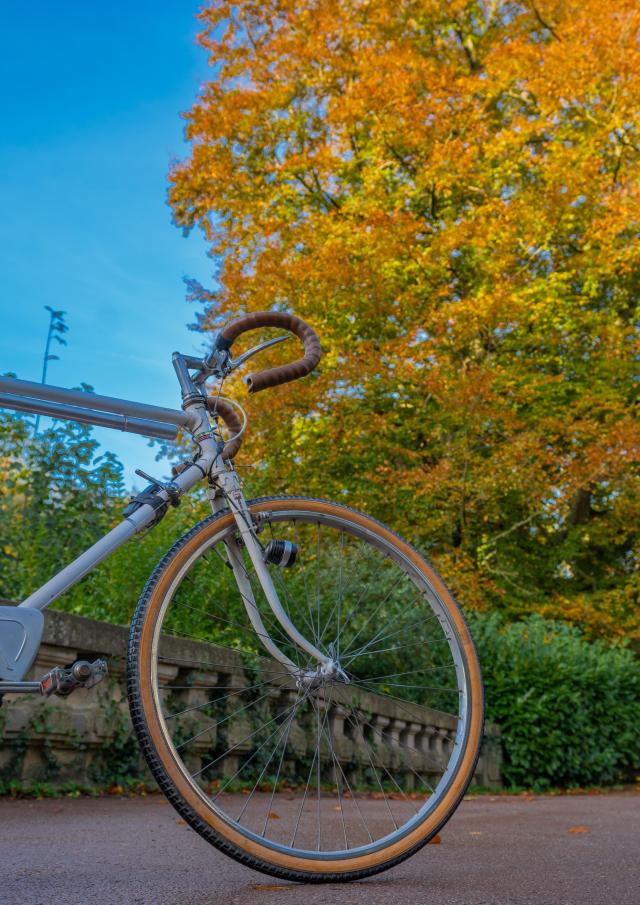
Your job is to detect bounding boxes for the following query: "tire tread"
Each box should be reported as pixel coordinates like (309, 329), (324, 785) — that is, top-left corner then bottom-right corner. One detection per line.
(127, 495), (483, 883)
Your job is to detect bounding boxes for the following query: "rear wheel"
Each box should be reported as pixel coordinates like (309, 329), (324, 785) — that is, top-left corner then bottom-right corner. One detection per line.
(128, 496), (483, 882)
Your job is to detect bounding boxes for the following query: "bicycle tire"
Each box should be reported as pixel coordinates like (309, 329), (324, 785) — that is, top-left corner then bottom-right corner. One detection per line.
(127, 496), (484, 882)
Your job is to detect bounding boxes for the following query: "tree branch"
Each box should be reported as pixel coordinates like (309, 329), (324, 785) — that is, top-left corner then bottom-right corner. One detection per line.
(384, 141), (417, 177)
(529, 1), (562, 41)
(292, 171), (341, 211)
(454, 27), (480, 72)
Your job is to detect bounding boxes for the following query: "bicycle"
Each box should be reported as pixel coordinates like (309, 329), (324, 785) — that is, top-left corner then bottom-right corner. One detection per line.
(0, 310), (483, 883)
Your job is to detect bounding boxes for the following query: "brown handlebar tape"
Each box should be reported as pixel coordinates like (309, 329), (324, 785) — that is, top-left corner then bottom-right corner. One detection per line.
(205, 397), (243, 460)
(220, 311), (321, 394)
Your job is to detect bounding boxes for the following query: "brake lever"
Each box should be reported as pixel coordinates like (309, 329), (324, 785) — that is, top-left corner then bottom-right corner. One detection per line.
(192, 333), (290, 386)
(227, 334), (290, 372)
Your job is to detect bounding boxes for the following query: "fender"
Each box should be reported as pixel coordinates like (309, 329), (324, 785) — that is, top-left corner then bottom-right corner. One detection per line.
(0, 606), (44, 681)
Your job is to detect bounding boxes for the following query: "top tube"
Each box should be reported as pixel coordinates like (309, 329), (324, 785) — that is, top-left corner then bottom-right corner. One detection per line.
(0, 375), (190, 433)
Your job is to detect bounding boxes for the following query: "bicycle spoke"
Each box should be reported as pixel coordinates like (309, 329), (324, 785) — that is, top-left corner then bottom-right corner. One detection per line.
(315, 522), (321, 644)
(348, 704), (417, 818)
(211, 699), (305, 799)
(332, 542), (389, 657)
(342, 608), (442, 662)
(163, 676), (291, 721)
(233, 686), (310, 827)
(171, 590), (301, 659)
(346, 703), (439, 790)
(259, 689), (304, 836)
(264, 541), (317, 653)
(290, 694), (332, 848)
(342, 634), (447, 665)
(193, 693), (306, 780)
(311, 689), (374, 846)
(351, 664), (458, 683)
(291, 519), (319, 646)
(336, 571), (415, 659)
(177, 685), (283, 752)
(315, 687), (349, 849)
(349, 680), (460, 747)
(335, 531), (345, 657)
(353, 676), (460, 703)
(140, 503), (477, 864)
(316, 687), (322, 850)
(331, 696), (403, 828)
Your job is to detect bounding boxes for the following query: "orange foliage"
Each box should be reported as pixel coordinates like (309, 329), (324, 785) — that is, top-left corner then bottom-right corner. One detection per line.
(170, 1), (640, 641)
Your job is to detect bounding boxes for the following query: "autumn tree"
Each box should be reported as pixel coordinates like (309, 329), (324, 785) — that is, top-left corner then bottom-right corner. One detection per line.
(170, 0), (640, 640)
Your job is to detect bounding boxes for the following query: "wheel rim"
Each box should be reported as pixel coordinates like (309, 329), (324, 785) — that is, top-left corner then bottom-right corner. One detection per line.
(143, 502), (477, 864)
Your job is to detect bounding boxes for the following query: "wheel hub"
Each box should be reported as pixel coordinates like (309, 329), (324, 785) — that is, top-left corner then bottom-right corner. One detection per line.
(296, 656), (350, 691)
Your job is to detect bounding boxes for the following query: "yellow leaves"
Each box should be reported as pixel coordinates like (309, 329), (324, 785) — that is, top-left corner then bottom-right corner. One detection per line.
(170, 0), (640, 641)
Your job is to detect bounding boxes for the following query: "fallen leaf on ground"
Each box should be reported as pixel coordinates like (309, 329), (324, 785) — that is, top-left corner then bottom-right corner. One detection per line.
(428, 834), (441, 844)
(267, 811), (280, 819)
(569, 826), (589, 834)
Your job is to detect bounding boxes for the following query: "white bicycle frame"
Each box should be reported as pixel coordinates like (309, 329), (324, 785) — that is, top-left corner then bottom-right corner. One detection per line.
(0, 358), (331, 690)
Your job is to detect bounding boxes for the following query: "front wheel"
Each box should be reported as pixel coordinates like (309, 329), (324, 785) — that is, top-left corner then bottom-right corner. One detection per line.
(127, 496), (483, 882)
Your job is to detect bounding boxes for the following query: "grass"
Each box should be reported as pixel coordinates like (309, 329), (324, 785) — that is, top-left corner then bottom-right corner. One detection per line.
(2, 777), (637, 801)
(0, 778), (157, 800)
(464, 782), (639, 800)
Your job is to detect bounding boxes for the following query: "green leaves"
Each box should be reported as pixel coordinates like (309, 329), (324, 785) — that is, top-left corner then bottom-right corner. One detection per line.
(0, 409), (124, 603)
(470, 613), (640, 789)
(0, 407), (208, 623)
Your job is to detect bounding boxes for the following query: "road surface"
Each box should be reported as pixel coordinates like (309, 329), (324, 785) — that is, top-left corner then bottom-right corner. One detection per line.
(0, 790), (637, 905)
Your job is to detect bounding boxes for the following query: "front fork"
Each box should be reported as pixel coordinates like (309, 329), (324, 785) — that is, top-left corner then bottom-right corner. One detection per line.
(207, 463), (332, 682)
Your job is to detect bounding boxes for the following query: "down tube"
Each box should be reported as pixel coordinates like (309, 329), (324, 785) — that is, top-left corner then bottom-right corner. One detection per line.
(18, 506), (155, 611)
(18, 457), (213, 611)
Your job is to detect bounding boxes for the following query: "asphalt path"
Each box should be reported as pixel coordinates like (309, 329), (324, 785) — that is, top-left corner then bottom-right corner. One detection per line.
(0, 791), (637, 905)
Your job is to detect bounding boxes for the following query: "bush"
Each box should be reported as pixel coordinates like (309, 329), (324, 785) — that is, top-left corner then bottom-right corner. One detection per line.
(469, 613), (640, 790)
(0, 406), (209, 625)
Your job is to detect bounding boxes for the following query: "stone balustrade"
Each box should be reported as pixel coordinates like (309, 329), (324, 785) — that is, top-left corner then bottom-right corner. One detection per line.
(0, 608), (501, 789)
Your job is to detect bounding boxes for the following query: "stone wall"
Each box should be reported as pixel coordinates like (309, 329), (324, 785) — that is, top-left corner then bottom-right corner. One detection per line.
(0, 609), (502, 789)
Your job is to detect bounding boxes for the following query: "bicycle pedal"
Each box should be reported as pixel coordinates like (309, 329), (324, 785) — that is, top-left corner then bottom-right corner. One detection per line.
(40, 658), (108, 698)
(263, 539), (298, 567)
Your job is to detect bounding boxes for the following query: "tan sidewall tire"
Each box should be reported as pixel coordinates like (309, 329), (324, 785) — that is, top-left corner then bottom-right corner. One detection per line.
(130, 497), (484, 879)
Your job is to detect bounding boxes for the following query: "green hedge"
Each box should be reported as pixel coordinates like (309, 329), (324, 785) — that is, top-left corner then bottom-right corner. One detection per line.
(469, 613), (640, 790)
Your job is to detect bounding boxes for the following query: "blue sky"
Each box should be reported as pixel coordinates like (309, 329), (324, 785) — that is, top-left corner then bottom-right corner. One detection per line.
(0, 2), (217, 485)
